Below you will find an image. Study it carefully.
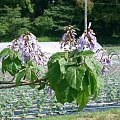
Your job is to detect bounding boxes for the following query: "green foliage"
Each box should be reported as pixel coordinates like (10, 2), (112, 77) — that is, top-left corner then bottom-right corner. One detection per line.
(74, 50), (94, 57)
(0, 47), (103, 110)
(0, 23), (9, 36)
(0, 6), (31, 41)
(20, 0), (34, 13)
(66, 66), (86, 90)
(1, 49), (22, 76)
(43, 5), (76, 36)
(0, 48), (46, 88)
(33, 16), (54, 36)
(47, 50), (103, 110)
(16, 69), (26, 86)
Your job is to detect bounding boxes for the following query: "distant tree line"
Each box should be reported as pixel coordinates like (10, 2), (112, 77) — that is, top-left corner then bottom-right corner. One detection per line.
(0, 0), (120, 44)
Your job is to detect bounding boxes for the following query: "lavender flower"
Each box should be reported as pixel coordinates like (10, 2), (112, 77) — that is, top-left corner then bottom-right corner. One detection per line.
(10, 32), (47, 66)
(78, 33), (90, 51)
(101, 58), (112, 66)
(60, 25), (77, 51)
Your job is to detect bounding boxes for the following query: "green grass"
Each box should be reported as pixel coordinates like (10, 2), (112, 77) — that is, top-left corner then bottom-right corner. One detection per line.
(36, 109), (120, 120)
(37, 36), (60, 42)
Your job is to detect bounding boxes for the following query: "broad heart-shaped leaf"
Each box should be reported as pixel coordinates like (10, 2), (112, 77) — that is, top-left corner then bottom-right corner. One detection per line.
(16, 69), (25, 87)
(68, 87), (78, 100)
(47, 52), (65, 69)
(85, 57), (103, 74)
(76, 87), (89, 111)
(47, 61), (61, 89)
(85, 69), (97, 100)
(55, 79), (74, 104)
(74, 50), (94, 58)
(85, 57), (103, 90)
(58, 58), (67, 74)
(0, 48), (10, 58)
(66, 66), (86, 90)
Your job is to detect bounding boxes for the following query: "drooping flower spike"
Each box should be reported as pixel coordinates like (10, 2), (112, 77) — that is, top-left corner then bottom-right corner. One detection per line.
(78, 23), (97, 51)
(10, 33), (47, 66)
(60, 25), (78, 51)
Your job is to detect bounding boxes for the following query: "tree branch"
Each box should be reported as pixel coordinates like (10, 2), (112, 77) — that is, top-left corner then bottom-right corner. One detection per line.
(0, 82), (39, 89)
(0, 78), (48, 89)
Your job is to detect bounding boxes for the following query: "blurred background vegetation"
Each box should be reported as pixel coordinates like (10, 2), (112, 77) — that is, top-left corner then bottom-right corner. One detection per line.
(0, 0), (120, 45)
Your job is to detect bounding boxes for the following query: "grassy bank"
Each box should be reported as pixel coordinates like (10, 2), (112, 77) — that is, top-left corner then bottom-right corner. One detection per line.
(36, 109), (120, 120)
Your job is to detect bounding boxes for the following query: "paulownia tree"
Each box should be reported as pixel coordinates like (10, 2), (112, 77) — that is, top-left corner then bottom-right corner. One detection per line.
(0, 25), (112, 110)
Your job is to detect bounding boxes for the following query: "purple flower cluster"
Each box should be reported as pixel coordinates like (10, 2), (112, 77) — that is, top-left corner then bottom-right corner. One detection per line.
(78, 29), (97, 51)
(10, 33), (47, 66)
(60, 25), (77, 51)
(60, 25), (97, 52)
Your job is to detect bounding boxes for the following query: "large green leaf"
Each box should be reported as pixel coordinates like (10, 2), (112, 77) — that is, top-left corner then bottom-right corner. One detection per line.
(58, 58), (67, 74)
(68, 87), (78, 100)
(55, 79), (70, 104)
(85, 57), (103, 90)
(76, 87), (89, 111)
(85, 57), (103, 74)
(0, 48), (10, 58)
(86, 70), (97, 99)
(47, 61), (61, 89)
(74, 50), (94, 58)
(16, 69), (25, 87)
(47, 52), (65, 69)
(66, 66), (86, 90)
